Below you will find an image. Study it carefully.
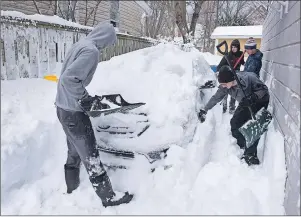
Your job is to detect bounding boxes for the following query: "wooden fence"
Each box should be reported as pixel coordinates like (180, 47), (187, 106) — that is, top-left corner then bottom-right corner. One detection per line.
(0, 15), (154, 80)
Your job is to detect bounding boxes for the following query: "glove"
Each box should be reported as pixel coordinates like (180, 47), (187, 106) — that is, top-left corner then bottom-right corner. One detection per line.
(198, 109), (207, 123)
(240, 93), (258, 107)
(79, 95), (106, 111)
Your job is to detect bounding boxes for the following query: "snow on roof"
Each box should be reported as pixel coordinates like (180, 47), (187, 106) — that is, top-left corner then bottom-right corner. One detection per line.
(135, 1), (153, 15)
(211, 25), (262, 39)
(1, 10), (93, 30)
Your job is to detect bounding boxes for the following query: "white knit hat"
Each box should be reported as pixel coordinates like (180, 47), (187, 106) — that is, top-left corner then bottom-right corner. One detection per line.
(245, 37), (257, 50)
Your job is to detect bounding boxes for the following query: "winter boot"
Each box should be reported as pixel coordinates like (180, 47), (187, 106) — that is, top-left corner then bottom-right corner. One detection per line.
(229, 106), (236, 114)
(90, 172), (134, 207)
(241, 153), (260, 166)
(64, 165), (80, 194)
(237, 143), (245, 150)
(103, 191), (134, 207)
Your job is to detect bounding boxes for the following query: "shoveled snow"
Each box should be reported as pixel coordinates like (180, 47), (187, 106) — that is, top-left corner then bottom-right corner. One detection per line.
(1, 43), (286, 215)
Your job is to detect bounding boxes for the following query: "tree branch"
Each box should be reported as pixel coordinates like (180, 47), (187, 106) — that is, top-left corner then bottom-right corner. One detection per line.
(32, 0), (41, 14)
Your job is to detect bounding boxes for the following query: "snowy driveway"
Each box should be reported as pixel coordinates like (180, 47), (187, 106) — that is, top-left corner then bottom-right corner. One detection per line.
(1, 44), (286, 215)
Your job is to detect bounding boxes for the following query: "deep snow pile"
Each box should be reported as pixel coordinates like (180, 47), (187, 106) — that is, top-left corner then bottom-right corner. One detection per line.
(1, 43), (286, 215)
(86, 43), (213, 154)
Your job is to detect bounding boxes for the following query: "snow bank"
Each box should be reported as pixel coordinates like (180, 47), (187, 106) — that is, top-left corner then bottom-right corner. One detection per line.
(1, 10), (93, 30)
(86, 43), (209, 153)
(1, 43), (286, 215)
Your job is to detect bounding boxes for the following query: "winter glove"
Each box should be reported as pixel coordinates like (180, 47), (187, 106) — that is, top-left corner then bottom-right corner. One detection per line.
(198, 109), (207, 123)
(240, 93), (258, 107)
(200, 80), (216, 89)
(78, 95), (107, 112)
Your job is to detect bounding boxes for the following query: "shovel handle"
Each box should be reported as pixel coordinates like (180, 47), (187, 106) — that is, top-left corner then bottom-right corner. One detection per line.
(216, 40), (228, 55)
(248, 106), (256, 120)
(233, 50), (246, 70)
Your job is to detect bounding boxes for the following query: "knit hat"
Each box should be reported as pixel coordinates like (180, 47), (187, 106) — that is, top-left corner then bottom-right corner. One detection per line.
(218, 65), (235, 83)
(231, 39), (240, 51)
(244, 37), (257, 50)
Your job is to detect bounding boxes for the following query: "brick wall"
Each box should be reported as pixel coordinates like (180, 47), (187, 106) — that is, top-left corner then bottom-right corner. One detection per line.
(260, 1), (300, 215)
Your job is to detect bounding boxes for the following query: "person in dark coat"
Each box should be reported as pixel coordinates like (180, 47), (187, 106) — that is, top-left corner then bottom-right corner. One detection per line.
(198, 65), (270, 166)
(55, 22), (133, 207)
(244, 37), (263, 77)
(217, 39), (245, 114)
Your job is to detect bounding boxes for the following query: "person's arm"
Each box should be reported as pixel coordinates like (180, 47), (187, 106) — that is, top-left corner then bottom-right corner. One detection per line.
(60, 48), (99, 100)
(204, 87), (228, 111)
(244, 58), (257, 74)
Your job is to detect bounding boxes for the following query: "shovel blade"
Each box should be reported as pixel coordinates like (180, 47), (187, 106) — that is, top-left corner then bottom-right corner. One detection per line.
(239, 108), (273, 148)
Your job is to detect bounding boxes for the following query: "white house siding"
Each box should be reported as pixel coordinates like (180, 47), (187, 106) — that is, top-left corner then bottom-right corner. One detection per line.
(260, 1), (300, 215)
(76, 1), (110, 27)
(1, 1), (54, 16)
(119, 1), (144, 36)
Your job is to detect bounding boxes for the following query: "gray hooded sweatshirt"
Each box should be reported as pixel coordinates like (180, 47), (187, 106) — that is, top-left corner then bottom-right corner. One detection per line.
(204, 71), (269, 111)
(55, 22), (117, 111)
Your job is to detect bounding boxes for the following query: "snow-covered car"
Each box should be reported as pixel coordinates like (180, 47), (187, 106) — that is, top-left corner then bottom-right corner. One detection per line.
(84, 44), (218, 169)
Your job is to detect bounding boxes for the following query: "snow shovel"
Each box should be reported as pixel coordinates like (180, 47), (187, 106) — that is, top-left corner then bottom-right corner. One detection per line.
(216, 40), (273, 148)
(79, 94), (146, 117)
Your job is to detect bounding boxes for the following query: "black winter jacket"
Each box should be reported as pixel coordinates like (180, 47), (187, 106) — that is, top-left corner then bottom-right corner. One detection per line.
(217, 39), (245, 71)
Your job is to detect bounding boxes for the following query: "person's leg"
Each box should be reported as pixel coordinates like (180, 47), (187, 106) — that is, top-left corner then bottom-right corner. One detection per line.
(56, 107), (133, 206)
(241, 100), (270, 165)
(230, 105), (251, 149)
(229, 97), (236, 114)
(64, 138), (81, 193)
(222, 94), (228, 113)
(57, 108), (81, 193)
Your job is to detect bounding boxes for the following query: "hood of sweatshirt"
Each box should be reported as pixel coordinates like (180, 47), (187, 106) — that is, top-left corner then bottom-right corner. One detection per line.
(85, 22), (117, 50)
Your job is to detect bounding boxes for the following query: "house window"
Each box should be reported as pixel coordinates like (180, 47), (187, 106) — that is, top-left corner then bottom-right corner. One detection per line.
(110, 0), (119, 27)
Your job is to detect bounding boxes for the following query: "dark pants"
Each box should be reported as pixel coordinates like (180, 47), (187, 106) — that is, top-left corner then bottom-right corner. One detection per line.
(56, 106), (115, 201)
(230, 100), (269, 156)
(222, 94), (236, 110)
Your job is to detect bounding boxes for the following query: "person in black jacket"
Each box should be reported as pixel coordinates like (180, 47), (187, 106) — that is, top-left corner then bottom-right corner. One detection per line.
(216, 39), (245, 114)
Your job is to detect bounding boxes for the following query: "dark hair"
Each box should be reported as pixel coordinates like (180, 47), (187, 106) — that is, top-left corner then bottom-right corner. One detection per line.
(231, 39), (240, 51)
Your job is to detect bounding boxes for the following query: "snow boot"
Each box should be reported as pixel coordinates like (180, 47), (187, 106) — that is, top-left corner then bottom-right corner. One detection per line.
(229, 107), (236, 114)
(64, 165), (80, 194)
(89, 172), (134, 207)
(102, 191), (134, 207)
(241, 153), (260, 166)
(237, 143), (245, 150)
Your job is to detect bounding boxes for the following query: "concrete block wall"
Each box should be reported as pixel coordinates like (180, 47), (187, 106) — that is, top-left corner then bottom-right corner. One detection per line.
(260, 1), (300, 215)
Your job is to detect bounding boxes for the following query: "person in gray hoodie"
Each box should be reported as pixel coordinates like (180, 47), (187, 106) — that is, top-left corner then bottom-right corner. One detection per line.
(198, 65), (269, 166)
(55, 22), (133, 207)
